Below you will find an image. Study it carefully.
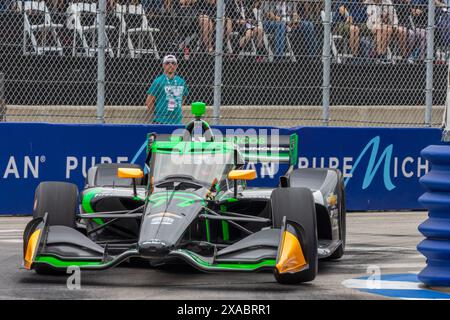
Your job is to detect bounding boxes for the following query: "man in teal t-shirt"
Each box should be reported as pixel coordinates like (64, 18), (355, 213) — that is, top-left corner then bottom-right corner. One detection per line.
(145, 55), (189, 124)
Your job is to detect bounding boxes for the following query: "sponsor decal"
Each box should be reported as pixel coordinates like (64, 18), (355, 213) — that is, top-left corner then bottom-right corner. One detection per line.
(147, 211), (185, 224)
(326, 193), (337, 207)
(66, 156), (129, 178)
(148, 212), (183, 219)
(150, 217), (175, 225)
(298, 136), (429, 191)
(1, 156), (45, 179)
(141, 239), (168, 246)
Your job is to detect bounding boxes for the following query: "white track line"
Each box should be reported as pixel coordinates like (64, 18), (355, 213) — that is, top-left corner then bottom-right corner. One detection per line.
(0, 239), (22, 243)
(334, 263), (425, 269)
(402, 298), (450, 300)
(0, 230), (22, 233)
(346, 246), (415, 252)
(342, 279), (423, 290)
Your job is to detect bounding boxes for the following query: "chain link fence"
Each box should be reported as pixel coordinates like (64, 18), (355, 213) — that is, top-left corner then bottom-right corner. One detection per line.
(0, 0), (448, 126)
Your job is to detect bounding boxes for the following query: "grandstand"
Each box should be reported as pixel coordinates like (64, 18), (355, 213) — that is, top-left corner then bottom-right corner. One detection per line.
(0, 0), (448, 126)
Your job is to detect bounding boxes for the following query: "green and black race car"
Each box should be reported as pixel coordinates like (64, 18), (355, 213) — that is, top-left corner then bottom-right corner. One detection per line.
(23, 102), (346, 284)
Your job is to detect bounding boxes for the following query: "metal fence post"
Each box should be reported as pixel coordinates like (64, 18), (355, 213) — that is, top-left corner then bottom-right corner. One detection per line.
(442, 56), (450, 141)
(0, 73), (5, 122)
(213, 0), (225, 125)
(322, 0), (332, 126)
(425, 0), (435, 127)
(97, 0), (106, 124)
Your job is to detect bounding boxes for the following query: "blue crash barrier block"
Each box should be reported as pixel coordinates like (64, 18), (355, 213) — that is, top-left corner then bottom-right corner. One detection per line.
(419, 169), (450, 192)
(418, 192), (450, 210)
(418, 145), (450, 287)
(419, 218), (450, 238)
(414, 262), (450, 287)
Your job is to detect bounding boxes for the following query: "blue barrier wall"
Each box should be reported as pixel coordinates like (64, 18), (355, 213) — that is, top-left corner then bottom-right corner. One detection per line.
(0, 123), (442, 214)
(293, 127), (443, 211)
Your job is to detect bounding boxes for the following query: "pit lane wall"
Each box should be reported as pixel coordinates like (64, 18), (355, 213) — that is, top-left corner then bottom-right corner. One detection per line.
(0, 123), (442, 214)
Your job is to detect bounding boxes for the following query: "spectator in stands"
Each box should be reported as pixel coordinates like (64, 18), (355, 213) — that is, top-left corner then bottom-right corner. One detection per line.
(333, 0), (368, 56)
(107, 0), (118, 10)
(258, 0), (317, 58)
(392, 0), (414, 60)
(304, 0), (324, 49)
(198, 0), (234, 55)
(435, 0), (450, 60)
(170, 0), (198, 58)
(226, 0), (265, 57)
(409, 0), (427, 61)
(142, 0), (165, 14)
(260, 0), (288, 58)
(366, 0), (398, 62)
(261, 0), (288, 57)
(197, 0), (230, 54)
(393, 0), (441, 62)
(304, 0), (323, 24)
(288, 0), (318, 56)
(146, 55), (189, 124)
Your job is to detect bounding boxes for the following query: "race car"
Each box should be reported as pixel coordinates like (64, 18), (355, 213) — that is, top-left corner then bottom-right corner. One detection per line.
(23, 102), (346, 284)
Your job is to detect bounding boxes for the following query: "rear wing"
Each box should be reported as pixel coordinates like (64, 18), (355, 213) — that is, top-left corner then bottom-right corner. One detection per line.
(148, 131), (298, 167)
(223, 133), (298, 166)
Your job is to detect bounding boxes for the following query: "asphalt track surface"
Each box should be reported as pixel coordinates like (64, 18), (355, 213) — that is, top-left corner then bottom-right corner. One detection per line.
(0, 212), (427, 300)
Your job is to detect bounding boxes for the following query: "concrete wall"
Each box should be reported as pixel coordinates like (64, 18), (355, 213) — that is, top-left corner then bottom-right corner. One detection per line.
(5, 104), (445, 127)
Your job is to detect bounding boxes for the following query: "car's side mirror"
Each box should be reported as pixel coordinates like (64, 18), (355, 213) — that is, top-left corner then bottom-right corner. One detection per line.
(228, 170), (256, 199)
(117, 168), (144, 179)
(117, 168), (144, 197)
(228, 170), (257, 181)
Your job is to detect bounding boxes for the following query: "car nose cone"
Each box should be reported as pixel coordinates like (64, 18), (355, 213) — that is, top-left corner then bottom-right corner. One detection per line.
(138, 239), (171, 257)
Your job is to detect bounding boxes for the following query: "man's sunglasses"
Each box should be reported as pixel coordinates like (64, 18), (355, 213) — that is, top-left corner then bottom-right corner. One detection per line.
(164, 62), (177, 65)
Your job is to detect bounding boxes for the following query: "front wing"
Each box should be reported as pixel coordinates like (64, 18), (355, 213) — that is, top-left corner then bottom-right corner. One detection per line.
(23, 214), (308, 275)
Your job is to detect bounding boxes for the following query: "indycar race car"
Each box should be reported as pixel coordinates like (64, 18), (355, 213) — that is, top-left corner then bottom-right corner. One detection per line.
(23, 102), (346, 284)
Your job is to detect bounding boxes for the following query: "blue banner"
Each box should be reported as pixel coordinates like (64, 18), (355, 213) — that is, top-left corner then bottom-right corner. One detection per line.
(294, 127), (443, 210)
(0, 123), (442, 214)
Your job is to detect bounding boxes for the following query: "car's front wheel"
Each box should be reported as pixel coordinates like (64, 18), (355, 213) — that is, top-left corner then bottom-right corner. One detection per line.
(31, 182), (78, 275)
(33, 181), (78, 227)
(271, 187), (318, 284)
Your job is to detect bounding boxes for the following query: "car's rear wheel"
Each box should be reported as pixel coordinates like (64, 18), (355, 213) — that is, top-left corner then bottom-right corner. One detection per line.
(328, 176), (346, 260)
(271, 187), (318, 284)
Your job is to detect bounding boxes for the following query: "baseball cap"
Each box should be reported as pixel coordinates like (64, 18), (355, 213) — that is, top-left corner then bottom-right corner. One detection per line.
(163, 55), (178, 64)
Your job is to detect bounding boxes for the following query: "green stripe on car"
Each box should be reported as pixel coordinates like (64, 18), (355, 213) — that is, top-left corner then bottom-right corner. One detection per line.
(81, 188), (104, 225)
(35, 256), (102, 267)
(179, 250), (276, 270)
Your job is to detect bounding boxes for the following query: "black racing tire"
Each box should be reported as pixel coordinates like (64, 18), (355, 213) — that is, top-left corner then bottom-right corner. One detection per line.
(328, 175), (346, 260)
(271, 187), (318, 284)
(32, 182), (78, 228)
(32, 182), (78, 275)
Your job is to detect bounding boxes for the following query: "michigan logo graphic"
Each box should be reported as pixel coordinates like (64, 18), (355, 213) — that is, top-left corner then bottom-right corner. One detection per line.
(344, 136), (395, 191)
